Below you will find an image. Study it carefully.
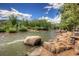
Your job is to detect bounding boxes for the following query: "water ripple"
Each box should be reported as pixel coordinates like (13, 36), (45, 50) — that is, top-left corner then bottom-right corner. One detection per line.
(0, 40), (23, 46)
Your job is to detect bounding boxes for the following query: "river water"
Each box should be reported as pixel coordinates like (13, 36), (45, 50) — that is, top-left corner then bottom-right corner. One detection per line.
(0, 30), (57, 56)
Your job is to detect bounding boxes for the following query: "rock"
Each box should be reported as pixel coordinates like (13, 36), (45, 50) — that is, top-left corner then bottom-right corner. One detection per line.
(50, 43), (56, 53)
(56, 35), (68, 43)
(42, 42), (51, 51)
(67, 32), (72, 36)
(48, 39), (54, 42)
(55, 42), (67, 53)
(24, 36), (42, 46)
(66, 45), (73, 50)
(75, 41), (79, 55)
(56, 32), (72, 44)
(29, 47), (53, 56)
(42, 42), (56, 54)
(68, 37), (75, 45)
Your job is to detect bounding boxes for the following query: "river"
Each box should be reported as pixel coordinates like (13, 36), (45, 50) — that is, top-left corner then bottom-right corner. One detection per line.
(0, 30), (57, 56)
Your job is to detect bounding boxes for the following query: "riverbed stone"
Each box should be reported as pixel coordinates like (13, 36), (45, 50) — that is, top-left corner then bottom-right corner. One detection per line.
(29, 47), (53, 56)
(55, 42), (67, 53)
(75, 41), (79, 55)
(24, 36), (42, 46)
(42, 42), (56, 54)
(42, 42), (51, 51)
(66, 44), (73, 50)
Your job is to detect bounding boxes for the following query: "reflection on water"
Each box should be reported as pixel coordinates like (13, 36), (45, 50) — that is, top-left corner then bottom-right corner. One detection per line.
(0, 30), (57, 56)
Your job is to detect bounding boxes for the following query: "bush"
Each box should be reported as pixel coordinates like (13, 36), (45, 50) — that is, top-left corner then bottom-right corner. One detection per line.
(8, 27), (17, 33)
(0, 27), (6, 32)
(19, 26), (27, 32)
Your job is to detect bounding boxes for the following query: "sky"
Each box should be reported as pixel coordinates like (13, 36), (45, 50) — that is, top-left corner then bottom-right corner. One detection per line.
(0, 3), (63, 23)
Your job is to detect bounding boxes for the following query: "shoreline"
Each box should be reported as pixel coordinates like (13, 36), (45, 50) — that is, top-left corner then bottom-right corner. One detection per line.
(29, 31), (77, 56)
(0, 29), (52, 33)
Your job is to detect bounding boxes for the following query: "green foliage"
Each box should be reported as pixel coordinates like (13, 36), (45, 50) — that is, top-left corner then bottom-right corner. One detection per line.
(8, 15), (18, 26)
(19, 26), (27, 32)
(29, 19), (52, 30)
(0, 27), (6, 32)
(8, 27), (17, 33)
(60, 3), (79, 31)
(0, 15), (53, 33)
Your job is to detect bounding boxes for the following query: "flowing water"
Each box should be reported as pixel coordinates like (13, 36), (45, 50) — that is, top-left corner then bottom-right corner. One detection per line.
(0, 30), (57, 56)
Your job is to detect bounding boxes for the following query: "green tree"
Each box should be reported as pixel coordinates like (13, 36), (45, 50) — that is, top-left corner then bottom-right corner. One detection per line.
(60, 3), (79, 31)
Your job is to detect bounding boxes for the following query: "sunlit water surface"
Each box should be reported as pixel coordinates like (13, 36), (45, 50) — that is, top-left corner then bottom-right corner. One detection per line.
(0, 30), (57, 56)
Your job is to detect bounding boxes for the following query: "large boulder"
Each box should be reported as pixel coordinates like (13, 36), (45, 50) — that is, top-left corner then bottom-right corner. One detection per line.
(29, 47), (53, 56)
(24, 36), (42, 46)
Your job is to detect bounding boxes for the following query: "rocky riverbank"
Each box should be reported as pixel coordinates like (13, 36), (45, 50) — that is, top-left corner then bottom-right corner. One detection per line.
(24, 31), (79, 56)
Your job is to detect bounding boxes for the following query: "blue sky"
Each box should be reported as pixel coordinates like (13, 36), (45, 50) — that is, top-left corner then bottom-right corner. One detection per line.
(0, 3), (62, 23)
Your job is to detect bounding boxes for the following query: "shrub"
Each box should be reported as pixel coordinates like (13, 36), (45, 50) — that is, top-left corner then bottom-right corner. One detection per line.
(8, 27), (17, 33)
(0, 27), (6, 32)
(19, 26), (27, 32)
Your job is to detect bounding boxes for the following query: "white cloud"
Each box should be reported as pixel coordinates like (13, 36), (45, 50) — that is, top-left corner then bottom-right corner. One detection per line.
(0, 8), (32, 20)
(43, 3), (63, 23)
(38, 14), (61, 23)
(51, 14), (61, 23)
(38, 16), (49, 20)
(44, 3), (64, 14)
(48, 3), (64, 9)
